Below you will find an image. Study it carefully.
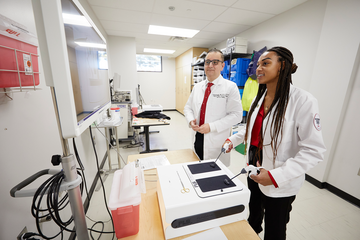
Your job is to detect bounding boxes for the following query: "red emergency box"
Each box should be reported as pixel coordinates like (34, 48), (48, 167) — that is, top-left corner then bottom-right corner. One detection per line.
(0, 14), (39, 88)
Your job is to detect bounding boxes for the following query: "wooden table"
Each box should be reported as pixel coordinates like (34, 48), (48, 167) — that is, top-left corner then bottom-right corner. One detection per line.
(132, 117), (170, 154)
(124, 149), (259, 240)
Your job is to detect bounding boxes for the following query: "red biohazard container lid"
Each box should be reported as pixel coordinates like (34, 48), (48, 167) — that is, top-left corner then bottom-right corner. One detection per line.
(0, 13), (38, 47)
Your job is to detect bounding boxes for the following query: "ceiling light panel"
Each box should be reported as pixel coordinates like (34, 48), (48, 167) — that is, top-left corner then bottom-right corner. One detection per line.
(148, 25), (199, 38)
(144, 48), (175, 54)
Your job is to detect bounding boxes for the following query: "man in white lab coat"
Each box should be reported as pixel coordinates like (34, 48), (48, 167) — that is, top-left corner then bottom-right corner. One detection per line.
(184, 49), (243, 166)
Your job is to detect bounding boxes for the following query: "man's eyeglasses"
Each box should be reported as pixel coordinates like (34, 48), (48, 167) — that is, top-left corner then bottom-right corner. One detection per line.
(204, 59), (223, 66)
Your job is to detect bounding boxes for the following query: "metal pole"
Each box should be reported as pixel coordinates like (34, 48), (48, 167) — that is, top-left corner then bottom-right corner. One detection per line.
(61, 155), (89, 238)
(50, 87), (89, 239)
(105, 127), (112, 170)
(115, 126), (121, 168)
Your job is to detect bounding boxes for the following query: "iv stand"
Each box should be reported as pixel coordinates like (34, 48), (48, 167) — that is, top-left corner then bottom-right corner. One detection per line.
(50, 87), (89, 239)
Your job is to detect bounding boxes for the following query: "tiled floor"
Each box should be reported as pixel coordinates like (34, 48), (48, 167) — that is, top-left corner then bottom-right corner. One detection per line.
(85, 111), (360, 240)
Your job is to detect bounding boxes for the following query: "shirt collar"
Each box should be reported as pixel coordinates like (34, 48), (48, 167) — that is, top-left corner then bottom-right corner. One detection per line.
(206, 75), (222, 86)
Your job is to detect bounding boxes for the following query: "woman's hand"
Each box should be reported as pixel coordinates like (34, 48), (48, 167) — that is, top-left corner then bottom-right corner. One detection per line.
(222, 140), (233, 153)
(251, 161), (273, 186)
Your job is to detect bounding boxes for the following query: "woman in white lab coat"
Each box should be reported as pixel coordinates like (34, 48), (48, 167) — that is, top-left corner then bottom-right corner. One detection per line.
(224, 46), (326, 240)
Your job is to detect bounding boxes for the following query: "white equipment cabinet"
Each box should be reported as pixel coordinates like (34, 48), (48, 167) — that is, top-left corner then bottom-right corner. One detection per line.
(111, 101), (133, 139)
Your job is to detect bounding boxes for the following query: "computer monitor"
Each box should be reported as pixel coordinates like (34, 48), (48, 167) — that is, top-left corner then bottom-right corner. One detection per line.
(32, 0), (111, 138)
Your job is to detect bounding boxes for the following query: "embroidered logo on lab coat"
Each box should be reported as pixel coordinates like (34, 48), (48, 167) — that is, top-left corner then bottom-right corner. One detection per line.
(313, 113), (321, 131)
(212, 93), (229, 98)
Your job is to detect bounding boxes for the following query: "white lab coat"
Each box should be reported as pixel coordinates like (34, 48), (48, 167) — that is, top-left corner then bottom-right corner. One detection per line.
(184, 75), (243, 166)
(229, 84), (326, 197)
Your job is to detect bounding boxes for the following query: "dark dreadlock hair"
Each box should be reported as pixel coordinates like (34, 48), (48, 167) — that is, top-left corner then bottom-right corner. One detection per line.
(244, 46), (298, 164)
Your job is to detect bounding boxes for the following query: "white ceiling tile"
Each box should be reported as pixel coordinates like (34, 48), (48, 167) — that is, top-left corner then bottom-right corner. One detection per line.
(88, 0), (155, 12)
(189, 0), (238, 7)
(107, 30), (170, 41)
(232, 0), (308, 15)
(87, 0), (309, 56)
(101, 20), (149, 33)
(185, 38), (219, 48)
(107, 30), (143, 38)
(150, 14), (210, 30)
(202, 22), (252, 35)
(152, 0), (227, 21)
(92, 6), (152, 24)
(194, 31), (234, 41)
(215, 8), (274, 26)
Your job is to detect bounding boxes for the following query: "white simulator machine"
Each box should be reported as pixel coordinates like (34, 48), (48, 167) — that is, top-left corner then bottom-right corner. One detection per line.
(157, 159), (251, 239)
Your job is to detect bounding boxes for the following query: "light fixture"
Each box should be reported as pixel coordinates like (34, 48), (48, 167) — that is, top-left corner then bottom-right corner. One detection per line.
(148, 25), (199, 38)
(62, 13), (91, 27)
(75, 42), (106, 49)
(144, 48), (175, 54)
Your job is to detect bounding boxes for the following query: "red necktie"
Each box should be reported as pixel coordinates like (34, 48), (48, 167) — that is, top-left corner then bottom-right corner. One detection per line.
(199, 82), (213, 126)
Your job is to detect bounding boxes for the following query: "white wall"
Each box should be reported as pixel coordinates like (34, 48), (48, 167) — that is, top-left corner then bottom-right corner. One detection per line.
(137, 56), (176, 109)
(328, 46), (360, 199)
(307, 0), (360, 198)
(0, 0), (109, 239)
(107, 38), (176, 110)
(107, 36), (138, 100)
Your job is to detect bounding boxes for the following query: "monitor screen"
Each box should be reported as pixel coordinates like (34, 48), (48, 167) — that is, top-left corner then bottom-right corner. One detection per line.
(61, 0), (110, 128)
(32, 0), (111, 138)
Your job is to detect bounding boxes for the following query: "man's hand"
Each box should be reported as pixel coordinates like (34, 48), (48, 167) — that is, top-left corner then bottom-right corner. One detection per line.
(251, 161), (273, 186)
(190, 119), (200, 131)
(197, 123), (211, 134)
(190, 119), (211, 134)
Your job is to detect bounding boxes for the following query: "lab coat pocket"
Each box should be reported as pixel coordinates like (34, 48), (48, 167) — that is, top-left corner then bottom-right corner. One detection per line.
(281, 120), (296, 144)
(277, 120), (297, 163)
(207, 97), (227, 118)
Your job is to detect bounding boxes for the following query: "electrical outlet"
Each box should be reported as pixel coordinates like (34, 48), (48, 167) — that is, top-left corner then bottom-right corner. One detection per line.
(17, 226), (27, 240)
